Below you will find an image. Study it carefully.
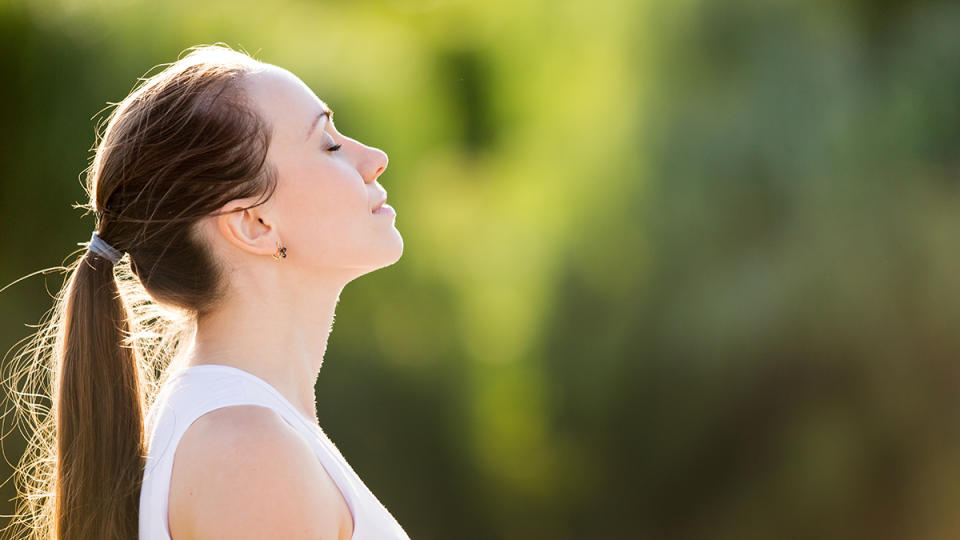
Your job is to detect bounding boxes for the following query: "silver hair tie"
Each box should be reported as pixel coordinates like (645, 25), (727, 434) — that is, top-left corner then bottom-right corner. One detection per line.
(79, 231), (124, 265)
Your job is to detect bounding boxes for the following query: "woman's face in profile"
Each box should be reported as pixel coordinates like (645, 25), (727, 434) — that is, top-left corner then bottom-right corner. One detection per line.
(243, 64), (401, 277)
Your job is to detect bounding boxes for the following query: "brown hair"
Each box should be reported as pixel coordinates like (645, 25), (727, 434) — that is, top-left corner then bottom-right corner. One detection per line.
(1, 43), (279, 539)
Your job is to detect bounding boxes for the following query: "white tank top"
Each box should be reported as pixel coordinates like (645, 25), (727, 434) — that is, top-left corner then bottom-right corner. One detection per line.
(138, 364), (411, 539)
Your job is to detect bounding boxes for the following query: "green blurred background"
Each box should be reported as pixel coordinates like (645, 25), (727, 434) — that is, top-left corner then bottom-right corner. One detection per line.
(3, 0), (960, 538)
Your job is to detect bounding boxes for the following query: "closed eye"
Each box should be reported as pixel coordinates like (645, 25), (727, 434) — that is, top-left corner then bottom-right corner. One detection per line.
(327, 143), (342, 152)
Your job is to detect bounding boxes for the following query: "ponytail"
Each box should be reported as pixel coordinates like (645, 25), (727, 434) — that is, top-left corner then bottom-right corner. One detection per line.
(2, 246), (157, 540)
(53, 248), (145, 538)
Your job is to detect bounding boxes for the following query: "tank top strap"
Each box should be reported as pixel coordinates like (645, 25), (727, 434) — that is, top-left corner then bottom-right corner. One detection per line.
(160, 365), (368, 507)
(146, 366), (294, 469)
(139, 364), (410, 540)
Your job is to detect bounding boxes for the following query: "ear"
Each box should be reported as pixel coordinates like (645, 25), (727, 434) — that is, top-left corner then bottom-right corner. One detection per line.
(214, 199), (278, 258)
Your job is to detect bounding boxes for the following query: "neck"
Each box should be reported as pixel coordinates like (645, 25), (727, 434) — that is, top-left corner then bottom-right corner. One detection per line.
(182, 271), (349, 426)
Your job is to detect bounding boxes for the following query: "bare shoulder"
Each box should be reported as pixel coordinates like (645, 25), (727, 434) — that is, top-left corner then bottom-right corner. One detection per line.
(168, 405), (353, 540)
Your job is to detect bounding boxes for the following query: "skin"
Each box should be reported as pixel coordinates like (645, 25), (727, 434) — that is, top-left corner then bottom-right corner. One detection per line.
(167, 63), (400, 539)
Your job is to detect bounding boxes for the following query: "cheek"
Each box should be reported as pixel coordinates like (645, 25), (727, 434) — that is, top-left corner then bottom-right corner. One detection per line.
(278, 168), (364, 246)
(278, 156), (339, 215)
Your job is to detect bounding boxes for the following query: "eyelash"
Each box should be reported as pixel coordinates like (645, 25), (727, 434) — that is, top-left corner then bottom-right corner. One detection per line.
(327, 143), (342, 152)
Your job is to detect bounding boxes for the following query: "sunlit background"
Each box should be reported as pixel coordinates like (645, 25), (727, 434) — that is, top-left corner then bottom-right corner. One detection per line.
(3, 0), (960, 538)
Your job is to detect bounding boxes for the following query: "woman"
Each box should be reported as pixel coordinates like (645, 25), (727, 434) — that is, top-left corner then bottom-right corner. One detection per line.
(4, 44), (408, 539)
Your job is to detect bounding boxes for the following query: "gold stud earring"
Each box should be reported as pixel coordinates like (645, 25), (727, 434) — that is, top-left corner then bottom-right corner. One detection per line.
(272, 241), (287, 261)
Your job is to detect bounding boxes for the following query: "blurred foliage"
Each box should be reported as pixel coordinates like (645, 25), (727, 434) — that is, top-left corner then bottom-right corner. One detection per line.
(2, 0), (960, 538)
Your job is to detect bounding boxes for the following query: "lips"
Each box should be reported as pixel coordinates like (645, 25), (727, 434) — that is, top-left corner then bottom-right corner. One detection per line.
(372, 197), (387, 213)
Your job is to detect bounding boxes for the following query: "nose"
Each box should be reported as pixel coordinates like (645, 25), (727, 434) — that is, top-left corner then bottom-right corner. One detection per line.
(360, 145), (388, 184)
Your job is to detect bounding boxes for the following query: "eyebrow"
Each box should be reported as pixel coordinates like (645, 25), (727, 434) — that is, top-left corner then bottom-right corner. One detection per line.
(305, 109), (332, 141)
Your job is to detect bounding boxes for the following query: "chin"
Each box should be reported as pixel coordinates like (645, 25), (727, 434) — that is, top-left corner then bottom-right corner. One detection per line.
(360, 234), (404, 274)
(379, 234), (404, 268)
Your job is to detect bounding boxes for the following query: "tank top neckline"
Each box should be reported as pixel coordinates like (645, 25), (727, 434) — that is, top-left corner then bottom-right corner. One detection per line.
(174, 363), (321, 434)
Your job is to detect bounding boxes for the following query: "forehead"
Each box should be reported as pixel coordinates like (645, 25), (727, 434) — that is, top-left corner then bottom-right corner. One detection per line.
(242, 65), (327, 145)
